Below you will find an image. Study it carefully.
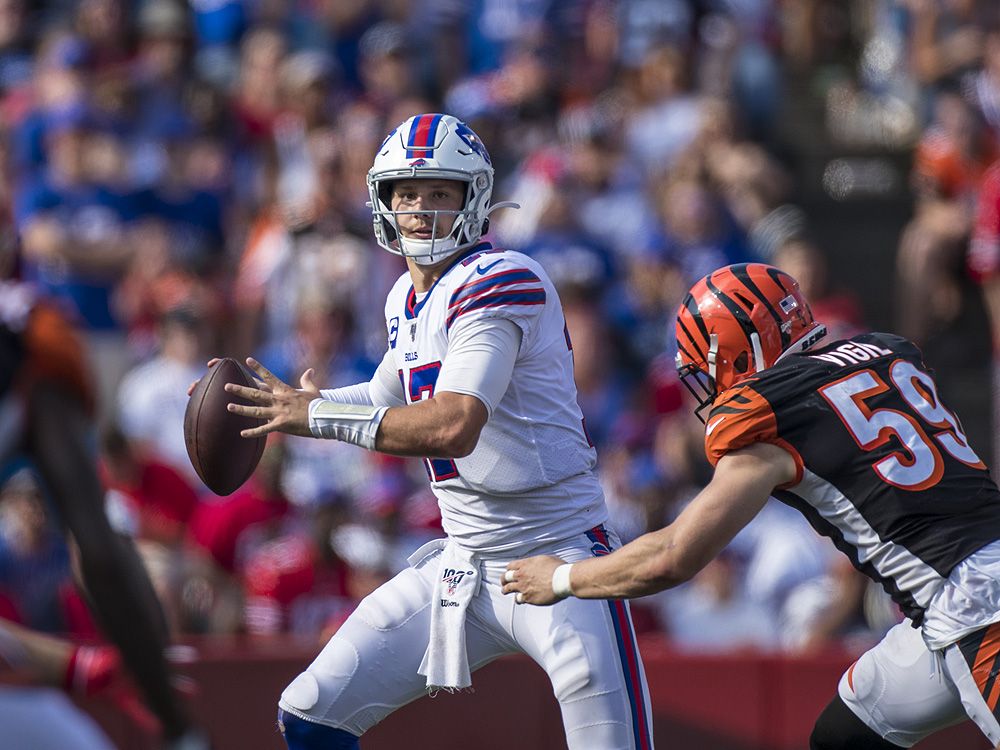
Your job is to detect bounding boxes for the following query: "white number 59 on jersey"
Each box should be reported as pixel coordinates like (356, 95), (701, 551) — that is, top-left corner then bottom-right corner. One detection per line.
(820, 360), (985, 490)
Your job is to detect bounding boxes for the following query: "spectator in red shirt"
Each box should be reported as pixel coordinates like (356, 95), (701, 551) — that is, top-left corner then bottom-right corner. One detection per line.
(186, 439), (290, 577)
(912, 90), (998, 206)
(100, 424), (199, 547)
(897, 91), (993, 349)
(181, 438), (291, 633)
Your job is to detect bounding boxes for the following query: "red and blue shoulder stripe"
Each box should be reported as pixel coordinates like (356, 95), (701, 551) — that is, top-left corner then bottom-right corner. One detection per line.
(446, 267), (546, 329)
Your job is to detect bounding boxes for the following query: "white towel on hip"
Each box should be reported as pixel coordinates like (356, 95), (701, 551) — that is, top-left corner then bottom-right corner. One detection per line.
(414, 539), (480, 691)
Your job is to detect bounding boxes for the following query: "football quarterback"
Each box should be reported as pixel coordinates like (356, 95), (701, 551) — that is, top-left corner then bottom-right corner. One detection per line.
(224, 114), (655, 750)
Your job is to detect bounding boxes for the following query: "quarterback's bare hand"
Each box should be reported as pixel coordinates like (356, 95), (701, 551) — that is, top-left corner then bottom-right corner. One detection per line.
(224, 358), (320, 438)
(501, 555), (566, 606)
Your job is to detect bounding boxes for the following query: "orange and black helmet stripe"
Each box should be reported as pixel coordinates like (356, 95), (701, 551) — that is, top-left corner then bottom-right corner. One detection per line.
(959, 622), (1000, 712)
(676, 262), (820, 418)
(677, 292), (709, 364)
(705, 271), (757, 350)
(728, 263), (791, 351)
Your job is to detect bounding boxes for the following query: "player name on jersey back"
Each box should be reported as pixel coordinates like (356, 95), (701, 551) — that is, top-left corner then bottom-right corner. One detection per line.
(808, 340), (893, 367)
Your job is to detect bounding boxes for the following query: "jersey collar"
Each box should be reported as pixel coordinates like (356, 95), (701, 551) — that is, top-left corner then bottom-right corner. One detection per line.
(404, 242), (492, 320)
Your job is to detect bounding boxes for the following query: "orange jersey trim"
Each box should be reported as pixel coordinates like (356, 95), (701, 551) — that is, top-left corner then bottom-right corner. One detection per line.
(704, 384), (804, 486)
(972, 622), (1000, 711)
(19, 304), (94, 415)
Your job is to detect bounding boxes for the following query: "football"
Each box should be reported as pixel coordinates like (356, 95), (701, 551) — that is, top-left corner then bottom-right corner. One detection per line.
(184, 358), (266, 495)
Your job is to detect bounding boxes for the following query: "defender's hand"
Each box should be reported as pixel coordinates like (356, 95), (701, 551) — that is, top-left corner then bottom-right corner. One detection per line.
(501, 555), (566, 606)
(224, 358), (319, 438)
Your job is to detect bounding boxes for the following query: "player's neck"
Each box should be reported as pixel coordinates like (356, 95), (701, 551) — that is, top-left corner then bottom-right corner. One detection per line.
(406, 256), (451, 293)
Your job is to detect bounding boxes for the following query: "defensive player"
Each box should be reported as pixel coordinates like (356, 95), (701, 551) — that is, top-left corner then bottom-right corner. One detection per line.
(0, 277), (206, 749)
(223, 113), (655, 749)
(0, 617), (133, 750)
(502, 262), (1000, 749)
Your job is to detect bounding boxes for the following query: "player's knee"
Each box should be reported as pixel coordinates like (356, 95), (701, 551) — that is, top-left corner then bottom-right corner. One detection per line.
(810, 695), (900, 750)
(279, 638), (360, 727)
(278, 708), (360, 750)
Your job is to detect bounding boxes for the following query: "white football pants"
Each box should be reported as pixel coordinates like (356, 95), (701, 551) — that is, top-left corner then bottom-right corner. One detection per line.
(839, 619), (1000, 746)
(279, 525), (654, 749)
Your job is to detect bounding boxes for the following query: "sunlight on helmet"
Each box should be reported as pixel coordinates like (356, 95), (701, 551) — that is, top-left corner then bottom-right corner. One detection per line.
(675, 263), (827, 421)
(367, 113), (517, 266)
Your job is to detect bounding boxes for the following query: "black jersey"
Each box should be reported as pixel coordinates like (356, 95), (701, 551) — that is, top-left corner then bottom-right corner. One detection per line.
(703, 332), (1000, 625)
(0, 282), (92, 462)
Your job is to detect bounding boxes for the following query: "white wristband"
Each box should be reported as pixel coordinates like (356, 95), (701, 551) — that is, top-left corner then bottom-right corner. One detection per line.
(308, 398), (387, 450)
(551, 563), (574, 600)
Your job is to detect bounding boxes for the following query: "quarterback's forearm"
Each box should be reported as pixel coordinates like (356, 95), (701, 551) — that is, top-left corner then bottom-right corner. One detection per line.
(374, 392), (487, 458)
(306, 387), (485, 454)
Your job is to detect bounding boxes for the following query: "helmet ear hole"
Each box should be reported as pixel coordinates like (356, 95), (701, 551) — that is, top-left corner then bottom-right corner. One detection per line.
(481, 217), (490, 236)
(378, 182), (392, 204)
(733, 351), (749, 374)
(382, 220), (398, 243)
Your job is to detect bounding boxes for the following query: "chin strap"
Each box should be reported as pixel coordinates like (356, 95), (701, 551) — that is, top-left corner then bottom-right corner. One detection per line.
(402, 201), (521, 265)
(403, 236), (459, 265)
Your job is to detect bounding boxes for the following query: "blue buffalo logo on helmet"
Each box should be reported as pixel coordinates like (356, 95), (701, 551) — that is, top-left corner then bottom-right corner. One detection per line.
(367, 113), (512, 266)
(455, 121), (491, 165)
(378, 126), (398, 151)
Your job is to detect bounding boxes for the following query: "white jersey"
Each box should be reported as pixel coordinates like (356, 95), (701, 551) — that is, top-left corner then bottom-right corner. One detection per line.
(378, 244), (607, 554)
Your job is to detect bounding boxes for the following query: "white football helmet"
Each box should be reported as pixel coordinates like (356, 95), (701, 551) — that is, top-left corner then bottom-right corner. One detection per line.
(367, 113), (517, 265)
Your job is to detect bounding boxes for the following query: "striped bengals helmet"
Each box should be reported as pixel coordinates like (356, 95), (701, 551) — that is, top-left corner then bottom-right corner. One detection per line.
(675, 263), (826, 420)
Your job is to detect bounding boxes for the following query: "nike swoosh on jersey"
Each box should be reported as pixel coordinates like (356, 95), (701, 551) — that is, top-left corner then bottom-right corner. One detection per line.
(476, 259), (503, 275)
(706, 417), (725, 435)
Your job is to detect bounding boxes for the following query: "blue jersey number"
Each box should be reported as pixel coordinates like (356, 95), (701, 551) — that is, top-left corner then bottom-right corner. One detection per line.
(400, 362), (460, 482)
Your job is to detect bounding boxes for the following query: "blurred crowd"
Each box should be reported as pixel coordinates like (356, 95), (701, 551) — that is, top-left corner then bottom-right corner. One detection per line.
(0, 0), (998, 660)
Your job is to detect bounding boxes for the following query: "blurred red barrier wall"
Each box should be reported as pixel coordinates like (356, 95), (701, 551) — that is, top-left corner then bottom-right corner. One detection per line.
(78, 635), (989, 749)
